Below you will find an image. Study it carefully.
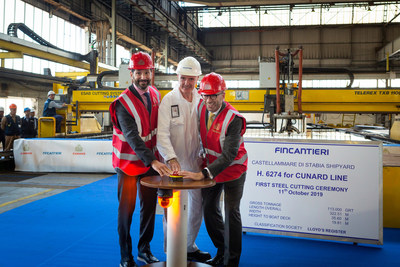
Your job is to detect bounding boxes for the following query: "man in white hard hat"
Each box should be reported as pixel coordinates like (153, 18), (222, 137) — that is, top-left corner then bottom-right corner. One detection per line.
(157, 56), (211, 262)
(0, 106), (5, 150)
(43, 90), (67, 133)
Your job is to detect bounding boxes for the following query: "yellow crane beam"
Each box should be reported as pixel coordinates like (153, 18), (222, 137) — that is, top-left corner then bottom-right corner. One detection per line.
(72, 88), (400, 113)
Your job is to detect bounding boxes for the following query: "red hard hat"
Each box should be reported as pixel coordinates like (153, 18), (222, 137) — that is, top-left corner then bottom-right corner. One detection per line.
(199, 72), (227, 95)
(9, 103), (17, 109)
(128, 52), (154, 70)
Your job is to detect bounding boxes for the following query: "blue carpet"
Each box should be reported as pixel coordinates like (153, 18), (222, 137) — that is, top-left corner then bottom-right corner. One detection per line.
(0, 175), (399, 267)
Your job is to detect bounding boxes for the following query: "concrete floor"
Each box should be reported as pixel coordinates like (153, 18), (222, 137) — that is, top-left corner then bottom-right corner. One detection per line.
(0, 171), (110, 214)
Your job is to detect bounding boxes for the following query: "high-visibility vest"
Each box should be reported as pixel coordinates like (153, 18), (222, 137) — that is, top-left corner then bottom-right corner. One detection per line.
(198, 101), (248, 183)
(43, 99), (56, 116)
(5, 115), (21, 136)
(110, 86), (160, 176)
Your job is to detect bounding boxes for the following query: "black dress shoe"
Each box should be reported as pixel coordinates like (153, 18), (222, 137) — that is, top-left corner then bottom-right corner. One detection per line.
(205, 254), (224, 266)
(187, 250), (212, 262)
(137, 250), (160, 264)
(119, 259), (137, 267)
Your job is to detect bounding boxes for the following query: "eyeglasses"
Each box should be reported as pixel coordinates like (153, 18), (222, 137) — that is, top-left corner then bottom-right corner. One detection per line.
(201, 93), (223, 100)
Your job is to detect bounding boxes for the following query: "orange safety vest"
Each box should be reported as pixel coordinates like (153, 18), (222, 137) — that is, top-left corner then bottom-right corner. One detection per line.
(110, 86), (160, 176)
(198, 100), (248, 183)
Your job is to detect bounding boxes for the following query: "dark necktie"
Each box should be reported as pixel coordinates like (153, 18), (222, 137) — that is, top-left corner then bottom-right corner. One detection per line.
(144, 92), (151, 115)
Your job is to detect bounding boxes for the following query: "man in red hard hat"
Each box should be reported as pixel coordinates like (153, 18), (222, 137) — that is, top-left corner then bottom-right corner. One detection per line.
(181, 72), (248, 267)
(109, 51), (172, 267)
(0, 104), (21, 151)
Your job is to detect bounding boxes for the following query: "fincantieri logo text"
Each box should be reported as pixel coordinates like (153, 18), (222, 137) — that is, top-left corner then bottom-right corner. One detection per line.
(96, 152), (112, 156)
(73, 144), (85, 155)
(43, 151), (62, 155)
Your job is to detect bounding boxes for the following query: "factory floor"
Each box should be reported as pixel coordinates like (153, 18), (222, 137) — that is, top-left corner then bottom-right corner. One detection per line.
(0, 171), (110, 214)
(0, 170), (166, 215)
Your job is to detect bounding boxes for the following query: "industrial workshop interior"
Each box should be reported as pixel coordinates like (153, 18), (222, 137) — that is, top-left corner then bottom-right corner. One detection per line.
(1, 0), (400, 266)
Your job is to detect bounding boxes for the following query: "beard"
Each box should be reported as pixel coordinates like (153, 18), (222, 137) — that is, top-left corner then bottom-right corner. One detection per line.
(134, 79), (151, 90)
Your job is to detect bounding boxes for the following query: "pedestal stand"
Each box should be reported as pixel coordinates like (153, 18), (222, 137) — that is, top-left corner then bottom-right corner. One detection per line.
(140, 176), (215, 267)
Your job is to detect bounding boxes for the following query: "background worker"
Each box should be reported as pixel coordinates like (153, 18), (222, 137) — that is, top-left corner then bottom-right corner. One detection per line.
(1, 104), (21, 151)
(0, 107), (5, 150)
(30, 109), (38, 138)
(109, 51), (172, 267)
(157, 57), (211, 262)
(180, 72), (248, 267)
(43, 90), (67, 133)
(21, 107), (36, 138)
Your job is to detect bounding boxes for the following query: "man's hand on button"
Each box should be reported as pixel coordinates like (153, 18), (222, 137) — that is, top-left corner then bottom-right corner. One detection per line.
(180, 171), (204, 181)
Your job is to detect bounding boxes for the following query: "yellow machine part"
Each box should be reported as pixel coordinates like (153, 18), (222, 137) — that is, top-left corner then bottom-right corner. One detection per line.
(78, 117), (102, 134)
(38, 117), (56, 138)
(224, 88), (400, 113)
(55, 106), (102, 135)
(383, 166), (400, 228)
(390, 117), (400, 141)
(71, 88), (400, 113)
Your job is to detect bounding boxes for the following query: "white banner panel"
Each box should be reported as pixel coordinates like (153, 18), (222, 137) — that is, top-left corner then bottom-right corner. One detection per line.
(241, 138), (383, 245)
(14, 138), (115, 173)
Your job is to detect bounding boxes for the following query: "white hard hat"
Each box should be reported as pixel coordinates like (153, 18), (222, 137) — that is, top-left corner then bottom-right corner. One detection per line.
(48, 90), (56, 96)
(0, 106), (4, 112)
(176, 57), (202, 76)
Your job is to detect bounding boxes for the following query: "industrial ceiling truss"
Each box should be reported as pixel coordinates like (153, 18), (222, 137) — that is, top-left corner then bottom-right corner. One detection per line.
(27, 0), (212, 68)
(177, 0), (399, 9)
(183, 1), (400, 25)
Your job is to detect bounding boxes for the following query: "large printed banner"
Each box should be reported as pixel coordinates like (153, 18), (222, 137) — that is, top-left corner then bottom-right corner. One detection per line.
(14, 138), (115, 173)
(241, 138), (383, 245)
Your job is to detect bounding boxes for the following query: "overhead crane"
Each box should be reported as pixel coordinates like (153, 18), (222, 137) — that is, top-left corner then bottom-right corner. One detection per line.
(69, 87), (400, 114)
(224, 87), (400, 114)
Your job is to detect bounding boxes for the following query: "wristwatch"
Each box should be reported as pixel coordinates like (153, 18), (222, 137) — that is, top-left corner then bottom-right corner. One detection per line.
(201, 169), (209, 179)
(167, 158), (177, 164)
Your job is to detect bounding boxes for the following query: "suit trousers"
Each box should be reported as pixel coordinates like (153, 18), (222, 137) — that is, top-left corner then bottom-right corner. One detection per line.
(117, 168), (158, 262)
(202, 172), (246, 267)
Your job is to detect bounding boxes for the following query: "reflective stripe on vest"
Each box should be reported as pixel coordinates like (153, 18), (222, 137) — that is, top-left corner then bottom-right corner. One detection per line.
(113, 128), (157, 143)
(121, 93), (143, 135)
(110, 86), (160, 176)
(113, 147), (140, 161)
(219, 109), (240, 148)
(204, 145), (248, 166)
(198, 101), (205, 121)
(198, 100), (248, 182)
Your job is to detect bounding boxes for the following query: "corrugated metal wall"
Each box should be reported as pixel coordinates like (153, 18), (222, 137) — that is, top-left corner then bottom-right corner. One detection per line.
(203, 24), (400, 72)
